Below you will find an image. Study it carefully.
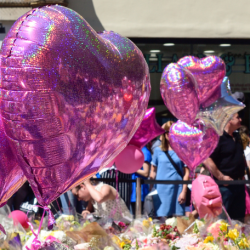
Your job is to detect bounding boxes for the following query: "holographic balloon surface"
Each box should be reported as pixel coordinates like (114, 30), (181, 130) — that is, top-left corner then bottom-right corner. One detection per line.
(129, 107), (165, 149)
(178, 56), (226, 108)
(0, 5), (150, 206)
(169, 120), (219, 172)
(160, 64), (199, 124)
(0, 116), (26, 207)
(196, 77), (245, 136)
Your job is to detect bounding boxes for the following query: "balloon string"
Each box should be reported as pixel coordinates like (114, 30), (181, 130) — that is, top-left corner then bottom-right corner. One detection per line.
(115, 169), (119, 192)
(55, 199), (62, 213)
(189, 168), (195, 213)
(222, 205), (232, 225)
(0, 224), (6, 235)
(26, 205), (55, 250)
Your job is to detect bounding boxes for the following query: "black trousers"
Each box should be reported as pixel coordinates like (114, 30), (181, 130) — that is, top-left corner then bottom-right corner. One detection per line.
(219, 184), (245, 222)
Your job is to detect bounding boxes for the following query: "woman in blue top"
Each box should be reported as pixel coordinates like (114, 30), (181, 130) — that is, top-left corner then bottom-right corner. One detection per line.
(150, 121), (189, 218)
(130, 145), (151, 215)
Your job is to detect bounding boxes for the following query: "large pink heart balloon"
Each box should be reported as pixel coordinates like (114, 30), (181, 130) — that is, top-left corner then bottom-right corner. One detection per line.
(0, 5), (150, 206)
(129, 107), (165, 149)
(160, 64), (199, 124)
(178, 56), (226, 108)
(169, 120), (219, 172)
(0, 116), (26, 207)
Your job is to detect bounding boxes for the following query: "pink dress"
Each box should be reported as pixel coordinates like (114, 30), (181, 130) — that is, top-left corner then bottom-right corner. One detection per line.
(245, 185), (250, 215)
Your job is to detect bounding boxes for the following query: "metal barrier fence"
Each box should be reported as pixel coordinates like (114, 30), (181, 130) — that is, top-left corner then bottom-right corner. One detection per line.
(92, 178), (250, 217)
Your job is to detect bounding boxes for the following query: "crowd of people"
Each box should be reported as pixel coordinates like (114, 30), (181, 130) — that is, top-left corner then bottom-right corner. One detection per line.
(6, 94), (250, 223)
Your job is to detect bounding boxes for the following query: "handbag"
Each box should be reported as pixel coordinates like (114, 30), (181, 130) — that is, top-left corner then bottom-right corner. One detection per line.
(164, 151), (191, 206)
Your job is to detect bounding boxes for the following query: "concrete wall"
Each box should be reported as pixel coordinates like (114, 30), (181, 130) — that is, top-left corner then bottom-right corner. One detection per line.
(68, 0), (250, 38)
(1, 0), (250, 39)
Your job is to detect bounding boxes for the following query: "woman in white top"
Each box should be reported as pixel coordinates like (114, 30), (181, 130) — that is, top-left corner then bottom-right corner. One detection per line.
(71, 179), (131, 222)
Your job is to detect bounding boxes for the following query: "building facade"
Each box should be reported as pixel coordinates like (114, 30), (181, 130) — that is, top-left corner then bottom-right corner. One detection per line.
(1, 0), (250, 125)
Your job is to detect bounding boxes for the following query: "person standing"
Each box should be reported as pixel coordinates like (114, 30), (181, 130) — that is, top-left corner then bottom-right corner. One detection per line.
(150, 121), (189, 218)
(203, 113), (246, 222)
(130, 144), (151, 215)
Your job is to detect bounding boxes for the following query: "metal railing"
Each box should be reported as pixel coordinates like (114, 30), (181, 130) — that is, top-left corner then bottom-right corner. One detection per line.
(92, 177), (250, 217)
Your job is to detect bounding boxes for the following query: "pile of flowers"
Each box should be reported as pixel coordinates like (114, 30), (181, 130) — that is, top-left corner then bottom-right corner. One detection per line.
(1, 211), (250, 250)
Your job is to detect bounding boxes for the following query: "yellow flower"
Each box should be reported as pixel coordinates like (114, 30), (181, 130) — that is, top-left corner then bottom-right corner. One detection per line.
(219, 222), (229, 232)
(34, 220), (40, 225)
(120, 242), (125, 248)
(111, 235), (121, 246)
(142, 220), (150, 228)
(238, 237), (249, 249)
(148, 217), (152, 222)
(122, 238), (131, 244)
(227, 229), (239, 241)
(204, 236), (214, 243)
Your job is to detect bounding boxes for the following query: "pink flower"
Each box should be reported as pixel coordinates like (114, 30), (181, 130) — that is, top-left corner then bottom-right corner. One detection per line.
(118, 222), (126, 228)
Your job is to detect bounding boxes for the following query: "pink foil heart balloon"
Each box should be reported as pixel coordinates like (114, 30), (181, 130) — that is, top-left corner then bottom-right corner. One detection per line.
(169, 120), (219, 172)
(0, 5), (150, 206)
(129, 107), (165, 149)
(0, 116), (26, 207)
(178, 56), (226, 108)
(160, 64), (199, 124)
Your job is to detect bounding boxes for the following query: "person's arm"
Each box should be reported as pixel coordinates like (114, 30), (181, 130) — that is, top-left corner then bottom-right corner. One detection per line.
(81, 201), (94, 218)
(136, 162), (150, 178)
(178, 167), (189, 204)
(84, 179), (115, 203)
(203, 157), (233, 181)
(149, 165), (157, 191)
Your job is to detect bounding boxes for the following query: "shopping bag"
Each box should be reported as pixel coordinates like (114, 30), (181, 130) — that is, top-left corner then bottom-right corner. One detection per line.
(143, 189), (157, 217)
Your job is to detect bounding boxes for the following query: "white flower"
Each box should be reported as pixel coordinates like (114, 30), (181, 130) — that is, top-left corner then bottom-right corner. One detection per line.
(103, 247), (115, 250)
(195, 219), (205, 231)
(165, 217), (177, 228)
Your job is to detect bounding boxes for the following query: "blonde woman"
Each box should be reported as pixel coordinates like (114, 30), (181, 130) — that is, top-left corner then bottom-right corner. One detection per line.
(150, 121), (189, 218)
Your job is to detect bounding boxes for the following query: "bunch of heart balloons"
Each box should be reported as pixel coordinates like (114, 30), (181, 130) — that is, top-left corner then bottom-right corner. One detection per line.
(160, 56), (245, 172)
(0, 4), (151, 230)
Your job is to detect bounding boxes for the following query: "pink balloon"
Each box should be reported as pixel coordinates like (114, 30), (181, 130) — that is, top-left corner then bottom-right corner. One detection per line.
(129, 108), (165, 149)
(0, 6), (150, 206)
(9, 210), (29, 229)
(0, 116), (26, 207)
(192, 175), (222, 219)
(178, 56), (226, 108)
(160, 63), (199, 125)
(169, 120), (219, 172)
(115, 145), (144, 174)
(8, 210), (29, 228)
